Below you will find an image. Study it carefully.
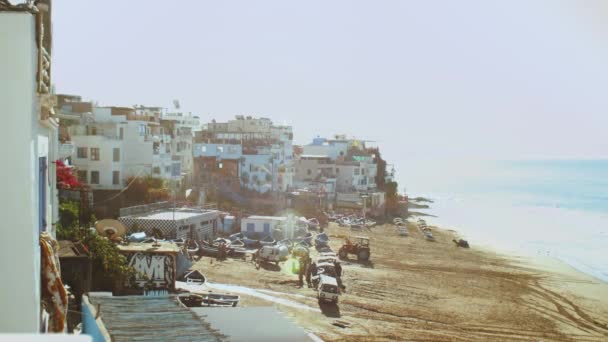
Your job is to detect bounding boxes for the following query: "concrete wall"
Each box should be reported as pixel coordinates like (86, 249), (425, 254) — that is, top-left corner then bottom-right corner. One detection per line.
(0, 12), (42, 332)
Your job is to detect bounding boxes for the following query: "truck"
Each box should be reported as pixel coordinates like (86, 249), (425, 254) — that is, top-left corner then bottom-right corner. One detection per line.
(317, 274), (340, 304)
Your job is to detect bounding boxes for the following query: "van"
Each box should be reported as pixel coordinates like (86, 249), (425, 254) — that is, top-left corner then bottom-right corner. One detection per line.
(318, 274), (340, 304)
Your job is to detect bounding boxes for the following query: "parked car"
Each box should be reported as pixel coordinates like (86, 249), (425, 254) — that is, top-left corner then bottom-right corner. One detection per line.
(317, 274), (340, 304)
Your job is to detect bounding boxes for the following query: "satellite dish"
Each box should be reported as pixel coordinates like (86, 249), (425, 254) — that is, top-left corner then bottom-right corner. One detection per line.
(95, 219), (127, 239)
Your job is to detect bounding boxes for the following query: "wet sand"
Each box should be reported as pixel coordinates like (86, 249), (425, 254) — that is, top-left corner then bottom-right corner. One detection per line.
(192, 222), (608, 341)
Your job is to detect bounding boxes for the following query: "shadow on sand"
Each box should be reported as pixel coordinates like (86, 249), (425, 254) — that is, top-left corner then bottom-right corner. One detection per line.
(319, 301), (341, 318)
(342, 259), (375, 269)
(257, 262), (281, 272)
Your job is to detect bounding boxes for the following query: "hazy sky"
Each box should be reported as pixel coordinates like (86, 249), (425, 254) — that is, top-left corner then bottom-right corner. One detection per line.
(53, 1), (608, 169)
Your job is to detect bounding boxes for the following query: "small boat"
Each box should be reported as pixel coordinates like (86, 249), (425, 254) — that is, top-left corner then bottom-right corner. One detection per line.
(259, 235), (276, 247)
(214, 238), (232, 247)
(399, 227), (408, 236)
(186, 240), (200, 255)
(230, 239), (245, 248)
(199, 241), (219, 256)
(229, 232), (245, 241)
(315, 232), (330, 247)
(424, 230), (435, 241)
(178, 293), (240, 307)
(242, 237), (261, 248)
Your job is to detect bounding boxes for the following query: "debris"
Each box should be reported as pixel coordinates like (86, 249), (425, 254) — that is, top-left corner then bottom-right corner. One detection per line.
(332, 320), (352, 328)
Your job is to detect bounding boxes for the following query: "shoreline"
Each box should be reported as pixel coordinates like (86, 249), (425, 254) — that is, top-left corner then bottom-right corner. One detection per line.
(411, 196), (608, 284)
(194, 222), (608, 341)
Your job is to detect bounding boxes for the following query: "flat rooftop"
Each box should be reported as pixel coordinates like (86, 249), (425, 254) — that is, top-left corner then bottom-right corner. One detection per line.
(122, 209), (218, 220)
(246, 216), (287, 221)
(116, 241), (180, 254)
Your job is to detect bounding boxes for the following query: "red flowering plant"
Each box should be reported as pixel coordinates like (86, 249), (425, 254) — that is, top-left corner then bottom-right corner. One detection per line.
(56, 159), (82, 189)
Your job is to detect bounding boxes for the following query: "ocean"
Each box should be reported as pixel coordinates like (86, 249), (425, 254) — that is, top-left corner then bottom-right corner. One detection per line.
(399, 159), (608, 283)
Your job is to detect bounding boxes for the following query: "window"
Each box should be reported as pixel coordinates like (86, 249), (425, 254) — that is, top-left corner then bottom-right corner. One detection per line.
(228, 146), (237, 154)
(201, 145), (207, 153)
(263, 223), (270, 234)
(153, 167), (161, 174)
(90, 171), (99, 184)
(77, 170), (87, 183)
(217, 146), (224, 153)
(307, 169), (312, 175)
(218, 162), (223, 169)
(113, 148), (120, 162)
(200, 220), (209, 226)
(354, 168), (360, 175)
(90, 148), (100, 161)
(112, 171), (120, 185)
(139, 124), (146, 136)
(77, 147), (88, 159)
(362, 168), (365, 175)
(119, 127), (124, 140)
(246, 223), (255, 233)
(165, 166), (170, 173)
(336, 168), (340, 174)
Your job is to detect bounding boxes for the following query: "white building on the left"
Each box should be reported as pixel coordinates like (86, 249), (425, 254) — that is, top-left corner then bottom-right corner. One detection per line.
(0, 0), (67, 334)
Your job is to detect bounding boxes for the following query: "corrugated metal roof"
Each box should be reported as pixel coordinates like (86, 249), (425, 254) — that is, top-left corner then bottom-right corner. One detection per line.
(89, 293), (224, 341)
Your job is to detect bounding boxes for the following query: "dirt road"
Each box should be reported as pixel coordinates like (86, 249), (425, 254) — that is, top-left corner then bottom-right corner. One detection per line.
(193, 222), (608, 341)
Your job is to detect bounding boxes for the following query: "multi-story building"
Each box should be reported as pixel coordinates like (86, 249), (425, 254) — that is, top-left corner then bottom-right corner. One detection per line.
(294, 135), (385, 213)
(194, 116), (294, 194)
(296, 135), (379, 193)
(1, 0), (65, 333)
(61, 103), (180, 189)
(161, 110), (200, 185)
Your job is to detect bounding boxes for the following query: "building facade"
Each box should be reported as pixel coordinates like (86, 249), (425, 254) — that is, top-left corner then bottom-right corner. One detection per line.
(60, 102), (182, 189)
(194, 116), (295, 194)
(0, 0), (61, 332)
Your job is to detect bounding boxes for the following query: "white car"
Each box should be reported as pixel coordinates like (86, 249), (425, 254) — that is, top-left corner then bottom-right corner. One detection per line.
(257, 245), (289, 265)
(317, 274), (340, 304)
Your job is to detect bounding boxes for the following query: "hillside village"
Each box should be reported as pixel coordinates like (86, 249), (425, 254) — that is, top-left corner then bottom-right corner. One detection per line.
(57, 94), (399, 221)
(6, 1), (608, 341)
(49, 95), (408, 340)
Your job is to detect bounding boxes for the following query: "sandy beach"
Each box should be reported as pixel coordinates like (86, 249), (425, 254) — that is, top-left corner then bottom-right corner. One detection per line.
(192, 222), (608, 341)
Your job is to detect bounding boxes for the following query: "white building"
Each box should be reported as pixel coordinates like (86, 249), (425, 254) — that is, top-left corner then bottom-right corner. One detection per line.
(118, 203), (220, 241)
(0, 1), (60, 332)
(241, 216), (287, 235)
(195, 116), (295, 193)
(240, 215), (306, 239)
(296, 136), (379, 193)
(161, 110), (200, 185)
(63, 104), (180, 189)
